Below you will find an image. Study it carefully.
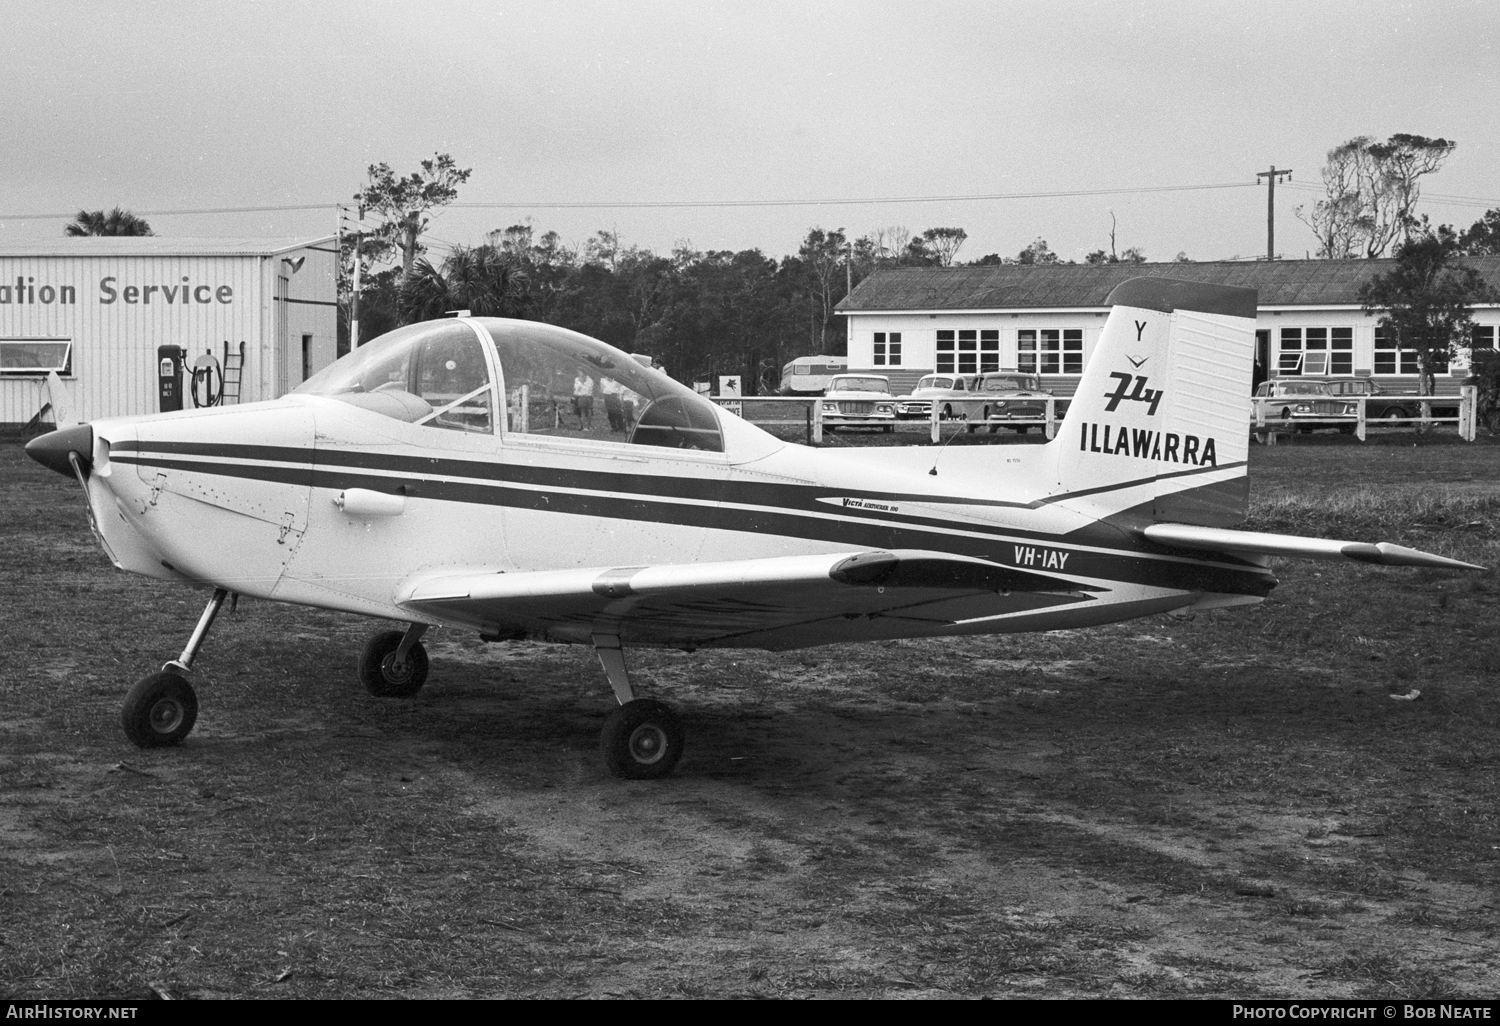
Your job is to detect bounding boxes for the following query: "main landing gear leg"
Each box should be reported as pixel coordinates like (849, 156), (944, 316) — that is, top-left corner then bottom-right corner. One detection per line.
(593, 633), (684, 780)
(121, 587), (229, 748)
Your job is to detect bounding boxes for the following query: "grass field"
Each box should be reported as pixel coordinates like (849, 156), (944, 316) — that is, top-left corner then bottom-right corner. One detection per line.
(2, 434), (1498, 999)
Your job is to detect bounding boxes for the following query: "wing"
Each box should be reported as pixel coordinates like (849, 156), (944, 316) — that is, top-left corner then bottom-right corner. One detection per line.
(1143, 523), (1483, 570)
(396, 549), (1099, 650)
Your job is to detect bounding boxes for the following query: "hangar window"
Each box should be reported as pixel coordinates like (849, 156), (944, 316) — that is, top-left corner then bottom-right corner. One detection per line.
(1374, 327), (1436, 375)
(475, 319), (723, 453)
(1279, 327), (1352, 376)
(980, 330), (1000, 373)
(1017, 329), (1082, 374)
(873, 332), (902, 366)
(0, 338), (72, 376)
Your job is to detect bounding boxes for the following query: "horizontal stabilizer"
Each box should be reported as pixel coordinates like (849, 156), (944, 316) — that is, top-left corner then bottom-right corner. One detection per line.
(1142, 523), (1484, 571)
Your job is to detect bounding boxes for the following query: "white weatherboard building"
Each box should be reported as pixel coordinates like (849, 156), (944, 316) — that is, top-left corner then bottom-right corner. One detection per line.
(835, 259), (1500, 398)
(0, 236), (337, 429)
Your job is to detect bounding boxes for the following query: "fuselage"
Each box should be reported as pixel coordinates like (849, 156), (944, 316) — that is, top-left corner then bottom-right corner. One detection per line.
(70, 391), (1272, 650)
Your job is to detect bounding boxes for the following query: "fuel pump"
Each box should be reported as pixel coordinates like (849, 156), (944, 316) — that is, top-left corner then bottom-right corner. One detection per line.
(157, 346), (186, 412)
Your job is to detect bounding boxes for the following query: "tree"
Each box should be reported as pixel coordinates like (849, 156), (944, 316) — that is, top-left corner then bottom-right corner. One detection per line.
(64, 207), (153, 236)
(354, 153), (472, 274)
(797, 228), (849, 353)
(921, 227), (968, 267)
(1359, 222), (1497, 400)
(398, 244), (528, 323)
(1018, 238), (1060, 265)
(1458, 208), (1500, 256)
(1297, 134), (1455, 258)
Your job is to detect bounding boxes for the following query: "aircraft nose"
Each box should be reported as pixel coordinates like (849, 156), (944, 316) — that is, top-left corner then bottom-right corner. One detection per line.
(25, 423), (94, 479)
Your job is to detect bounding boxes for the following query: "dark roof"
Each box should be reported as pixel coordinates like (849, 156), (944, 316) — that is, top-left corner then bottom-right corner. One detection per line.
(836, 257), (1500, 312)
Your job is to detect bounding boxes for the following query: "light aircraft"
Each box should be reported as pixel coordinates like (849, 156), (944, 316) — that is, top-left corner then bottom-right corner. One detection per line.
(26, 278), (1480, 779)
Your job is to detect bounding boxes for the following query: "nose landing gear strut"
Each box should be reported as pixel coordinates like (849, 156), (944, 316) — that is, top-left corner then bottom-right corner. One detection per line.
(120, 587), (229, 747)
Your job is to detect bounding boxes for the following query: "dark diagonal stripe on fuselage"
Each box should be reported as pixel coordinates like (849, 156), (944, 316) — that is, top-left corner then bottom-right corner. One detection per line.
(110, 445), (1273, 597)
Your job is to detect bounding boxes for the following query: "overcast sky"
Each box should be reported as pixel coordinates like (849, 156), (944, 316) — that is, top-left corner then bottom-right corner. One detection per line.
(3, 0), (1497, 265)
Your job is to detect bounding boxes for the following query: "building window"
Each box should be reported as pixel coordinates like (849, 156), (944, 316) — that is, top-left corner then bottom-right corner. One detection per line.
(936, 330), (954, 373)
(0, 338), (72, 376)
(1374, 327), (1439, 375)
(980, 330), (999, 373)
(1017, 329), (1083, 374)
(873, 332), (902, 367)
(1279, 327), (1352, 375)
(1472, 325), (1496, 354)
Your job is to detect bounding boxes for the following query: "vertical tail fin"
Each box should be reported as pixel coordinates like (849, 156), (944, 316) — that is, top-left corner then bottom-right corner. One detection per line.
(1049, 278), (1257, 527)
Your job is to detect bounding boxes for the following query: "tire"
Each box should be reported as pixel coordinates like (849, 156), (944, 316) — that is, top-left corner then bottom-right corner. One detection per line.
(1384, 409), (1405, 421)
(1015, 426), (1029, 435)
(358, 630), (430, 698)
(121, 672), (198, 748)
(882, 425), (893, 433)
(600, 699), (684, 780)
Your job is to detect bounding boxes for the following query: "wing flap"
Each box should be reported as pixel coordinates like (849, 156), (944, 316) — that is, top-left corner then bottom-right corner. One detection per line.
(1143, 523), (1483, 570)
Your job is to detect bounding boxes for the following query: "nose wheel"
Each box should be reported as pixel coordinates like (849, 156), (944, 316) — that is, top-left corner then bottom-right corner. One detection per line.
(121, 671), (198, 747)
(120, 587), (228, 749)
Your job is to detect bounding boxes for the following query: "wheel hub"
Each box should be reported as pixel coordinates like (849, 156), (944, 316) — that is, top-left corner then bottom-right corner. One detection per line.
(149, 698), (184, 734)
(627, 724), (668, 765)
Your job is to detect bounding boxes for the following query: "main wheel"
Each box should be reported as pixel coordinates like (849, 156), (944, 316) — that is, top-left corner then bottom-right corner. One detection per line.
(121, 672), (198, 748)
(358, 630), (430, 698)
(600, 699), (684, 780)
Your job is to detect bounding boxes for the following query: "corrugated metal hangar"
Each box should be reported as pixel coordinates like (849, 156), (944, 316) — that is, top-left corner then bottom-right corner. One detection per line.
(0, 236), (337, 429)
(837, 258), (1500, 397)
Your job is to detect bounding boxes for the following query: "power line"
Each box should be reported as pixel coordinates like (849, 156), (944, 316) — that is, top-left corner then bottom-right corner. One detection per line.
(0, 181), (1257, 222)
(448, 182), (1257, 210)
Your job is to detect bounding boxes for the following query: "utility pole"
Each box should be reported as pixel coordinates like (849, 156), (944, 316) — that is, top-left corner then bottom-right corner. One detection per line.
(1256, 166), (1292, 260)
(350, 205), (365, 349)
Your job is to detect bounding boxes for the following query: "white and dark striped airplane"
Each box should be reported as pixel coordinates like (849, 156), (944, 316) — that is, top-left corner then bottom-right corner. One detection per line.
(26, 278), (1478, 778)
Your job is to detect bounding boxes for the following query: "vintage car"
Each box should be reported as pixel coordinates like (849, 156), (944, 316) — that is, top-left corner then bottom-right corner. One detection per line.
(894, 374), (978, 420)
(963, 373), (1063, 433)
(1324, 378), (1459, 421)
(1251, 380), (1357, 431)
(819, 374), (897, 432)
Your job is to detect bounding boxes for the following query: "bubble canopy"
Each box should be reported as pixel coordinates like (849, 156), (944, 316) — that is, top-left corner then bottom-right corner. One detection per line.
(295, 318), (723, 452)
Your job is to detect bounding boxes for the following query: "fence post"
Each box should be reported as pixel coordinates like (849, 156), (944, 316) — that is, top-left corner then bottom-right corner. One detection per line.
(1044, 397), (1056, 440)
(1356, 396), (1366, 441)
(930, 398), (941, 444)
(1461, 384), (1477, 442)
(811, 397), (823, 445)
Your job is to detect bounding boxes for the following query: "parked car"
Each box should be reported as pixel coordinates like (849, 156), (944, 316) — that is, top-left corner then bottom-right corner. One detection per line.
(1324, 378), (1459, 421)
(1251, 381), (1357, 432)
(964, 373), (1062, 433)
(895, 374), (978, 420)
(820, 374), (897, 432)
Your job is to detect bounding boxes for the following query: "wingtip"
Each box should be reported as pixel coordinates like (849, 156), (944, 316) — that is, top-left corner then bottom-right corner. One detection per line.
(1346, 542), (1486, 571)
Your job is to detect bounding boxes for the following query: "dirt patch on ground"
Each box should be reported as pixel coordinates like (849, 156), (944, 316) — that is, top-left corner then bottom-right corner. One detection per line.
(2, 441), (1498, 998)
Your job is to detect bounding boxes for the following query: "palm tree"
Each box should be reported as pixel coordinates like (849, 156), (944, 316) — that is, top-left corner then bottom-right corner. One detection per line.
(64, 207), (153, 237)
(398, 244), (528, 323)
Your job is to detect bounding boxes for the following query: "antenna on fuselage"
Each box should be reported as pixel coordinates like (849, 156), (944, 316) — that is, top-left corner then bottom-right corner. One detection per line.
(928, 422), (965, 475)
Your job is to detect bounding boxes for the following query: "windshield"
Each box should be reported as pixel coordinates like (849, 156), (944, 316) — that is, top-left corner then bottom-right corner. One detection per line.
(981, 376), (1035, 392)
(830, 376), (889, 394)
(295, 320), (495, 433)
(1278, 382), (1329, 395)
